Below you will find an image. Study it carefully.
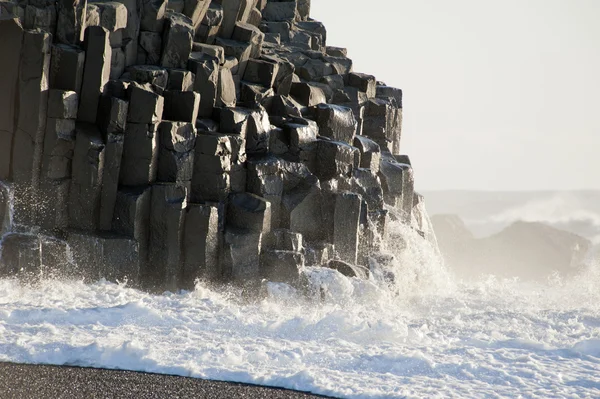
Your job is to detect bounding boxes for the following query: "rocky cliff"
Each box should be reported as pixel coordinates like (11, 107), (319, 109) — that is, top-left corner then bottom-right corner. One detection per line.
(0, 0), (426, 292)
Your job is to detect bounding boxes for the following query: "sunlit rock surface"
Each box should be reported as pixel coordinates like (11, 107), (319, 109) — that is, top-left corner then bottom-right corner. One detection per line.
(0, 0), (432, 292)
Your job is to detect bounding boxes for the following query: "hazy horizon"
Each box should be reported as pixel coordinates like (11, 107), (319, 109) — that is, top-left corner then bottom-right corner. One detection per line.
(312, 0), (600, 192)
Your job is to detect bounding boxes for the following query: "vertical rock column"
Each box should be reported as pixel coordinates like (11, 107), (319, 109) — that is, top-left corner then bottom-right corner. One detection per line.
(69, 124), (106, 231)
(0, 18), (24, 181)
(12, 29), (52, 227)
(56, 0), (87, 45)
(97, 96), (129, 231)
(38, 90), (78, 232)
(334, 192), (363, 265)
(148, 183), (187, 291)
(78, 26), (112, 123)
(182, 203), (220, 287)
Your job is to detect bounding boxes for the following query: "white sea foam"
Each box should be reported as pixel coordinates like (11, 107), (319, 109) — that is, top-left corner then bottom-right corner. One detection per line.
(1, 220), (599, 398)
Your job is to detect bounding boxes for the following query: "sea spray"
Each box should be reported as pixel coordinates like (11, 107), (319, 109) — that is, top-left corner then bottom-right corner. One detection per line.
(1, 215), (600, 398)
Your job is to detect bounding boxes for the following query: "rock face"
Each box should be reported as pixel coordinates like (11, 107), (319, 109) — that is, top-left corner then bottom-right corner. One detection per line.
(0, 0), (426, 292)
(432, 214), (592, 280)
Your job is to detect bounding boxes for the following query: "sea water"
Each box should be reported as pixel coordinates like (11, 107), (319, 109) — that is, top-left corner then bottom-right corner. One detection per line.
(0, 219), (599, 398)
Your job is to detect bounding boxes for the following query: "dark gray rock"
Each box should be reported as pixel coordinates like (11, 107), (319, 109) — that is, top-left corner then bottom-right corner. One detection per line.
(138, 31), (163, 64)
(379, 154), (414, 223)
(160, 12), (194, 69)
(214, 37), (252, 77)
(315, 139), (360, 181)
(351, 168), (384, 212)
(0, 18), (23, 180)
(140, 0), (167, 32)
(353, 135), (381, 173)
(167, 69), (195, 91)
(97, 96), (129, 135)
(69, 124), (106, 231)
(320, 74), (344, 91)
(119, 0), (142, 43)
(128, 65), (169, 92)
(99, 131), (125, 231)
(232, 21), (264, 58)
(376, 85), (402, 108)
(112, 185), (152, 261)
(215, 0), (251, 39)
(290, 82), (326, 107)
(261, 249), (304, 283)
(148, 183), (187, 290)
(239, 82), (275, 108)
(269, 95), (303, 118)
(223, 227), (262, 280)
(127, 84), (165, 124)
(314, 103), (357, 145)
(120, 122), (159, 186)
(188, 52), (219, 117)
(110, 47), (126, 79)
(227, 192), (271, 234)
(78, 26), (112, 123)
(282, 122), (318, 160)
(304, 242), (335, 266)
(192, 42), (225, 63)
(333, 192), (363, 265)
(348, 72), (376, 98)
(217, 66), (237, 108)
(48, 90), (79, 120)
(325, 259), (368, 279)
(265, 229), (303, 252)
(163, 90), (200, 122)
(41, 118), (76, 181)
(244, 58), (279, 87)
(262, 1), (296, 22)
(326, 46), (346, 58)
(23, 3), (58, 37)
(190, 170), (230, 202)
(279, 162), (323, 242)
(157, 121), (196, 183)
(112, 186), (151, 236)
(50, 44), (85, 94)
(182, 0), (210, 30)
(68, 231), (140, 284)
(12, 29), (51, 189)
(246, 156), (284, 226)
(95, 2), (128, 32)
(0, 234), (42, 279)
(0, 183), (11, 236)
(38, 178), (71, 233)
(195, 1), (222, 44)
(182, 203), (220, 286)
(56, 0), (86, 44)
(297, 58), (333, 81)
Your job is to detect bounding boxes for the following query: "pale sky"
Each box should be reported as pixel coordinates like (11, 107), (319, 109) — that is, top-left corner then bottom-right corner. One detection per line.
(311, 0), (600, 191)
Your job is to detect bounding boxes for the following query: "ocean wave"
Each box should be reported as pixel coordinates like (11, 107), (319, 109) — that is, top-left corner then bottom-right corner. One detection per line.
(1, 216), (600, 398)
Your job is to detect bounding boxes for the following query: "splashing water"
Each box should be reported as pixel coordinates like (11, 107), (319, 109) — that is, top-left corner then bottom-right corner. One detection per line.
(0, 213), (599, 398)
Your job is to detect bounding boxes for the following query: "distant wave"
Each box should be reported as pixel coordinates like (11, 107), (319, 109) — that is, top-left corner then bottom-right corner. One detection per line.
(466, 194), (600, 242)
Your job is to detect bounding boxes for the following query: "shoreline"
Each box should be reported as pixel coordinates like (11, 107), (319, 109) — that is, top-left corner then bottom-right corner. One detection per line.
(0, 362), (334, 399)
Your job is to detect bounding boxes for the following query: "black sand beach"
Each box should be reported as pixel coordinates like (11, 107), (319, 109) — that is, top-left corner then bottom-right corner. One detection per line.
(0, 362), (333, 399)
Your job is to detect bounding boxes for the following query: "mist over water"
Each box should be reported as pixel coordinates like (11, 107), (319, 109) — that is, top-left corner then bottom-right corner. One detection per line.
(1, 211), (600, 398)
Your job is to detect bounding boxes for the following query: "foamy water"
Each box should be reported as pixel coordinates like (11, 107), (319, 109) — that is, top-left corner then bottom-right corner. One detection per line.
(1, 222), (599, 398)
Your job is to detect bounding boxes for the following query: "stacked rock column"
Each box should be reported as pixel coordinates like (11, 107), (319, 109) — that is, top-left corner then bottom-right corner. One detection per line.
(0, 0), (422, 291)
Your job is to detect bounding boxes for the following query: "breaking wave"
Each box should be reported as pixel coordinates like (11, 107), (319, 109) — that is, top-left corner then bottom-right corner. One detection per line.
(1, 215), (600, 398)
(468, 193), (600, 243)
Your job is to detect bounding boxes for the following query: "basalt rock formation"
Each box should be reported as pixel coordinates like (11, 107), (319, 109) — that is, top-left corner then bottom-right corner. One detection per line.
(0, 0), (429, 291)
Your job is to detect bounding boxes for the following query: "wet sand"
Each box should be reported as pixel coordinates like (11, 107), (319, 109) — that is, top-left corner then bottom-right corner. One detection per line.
(0, 362), (333, 399)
